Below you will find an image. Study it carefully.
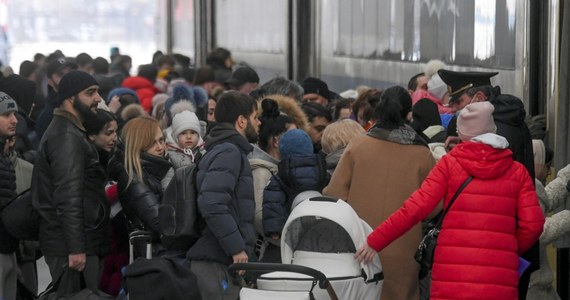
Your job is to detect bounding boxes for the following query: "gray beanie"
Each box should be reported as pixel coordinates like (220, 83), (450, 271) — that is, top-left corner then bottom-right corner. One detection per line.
(172, 110), (202, 140)
(0, 91), (18, 114)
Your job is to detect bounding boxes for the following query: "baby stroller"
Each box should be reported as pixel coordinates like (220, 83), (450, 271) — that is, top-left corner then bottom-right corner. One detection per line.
(235, 192), (383, 299)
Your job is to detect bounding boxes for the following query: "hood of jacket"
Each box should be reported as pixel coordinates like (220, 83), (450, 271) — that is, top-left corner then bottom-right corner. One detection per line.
(449, 140), (514, 180)
(205, 123), (253, 155)
(489, 92), (526, 128)
(248, 144), (279, 172)
(258, 94), (308, 131)
(277, 153), (329, 193)
(122, 76), (157, 92)
(325, 146), (345, 171)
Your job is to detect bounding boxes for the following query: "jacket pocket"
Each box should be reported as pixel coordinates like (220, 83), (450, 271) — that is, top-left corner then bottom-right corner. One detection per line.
(84, 201), (107, 230)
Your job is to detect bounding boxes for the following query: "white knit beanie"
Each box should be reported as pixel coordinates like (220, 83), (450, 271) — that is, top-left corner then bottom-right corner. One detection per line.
(457, 102), (497, 141)
(171, 110), (202, 140)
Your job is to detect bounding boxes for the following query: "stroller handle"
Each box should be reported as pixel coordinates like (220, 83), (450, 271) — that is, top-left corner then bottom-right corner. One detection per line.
(229, 262), (332, 289)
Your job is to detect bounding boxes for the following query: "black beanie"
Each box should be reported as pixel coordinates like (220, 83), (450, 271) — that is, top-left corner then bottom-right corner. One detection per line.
(58, 70), (99, 103)
(302, 77), (330, 100)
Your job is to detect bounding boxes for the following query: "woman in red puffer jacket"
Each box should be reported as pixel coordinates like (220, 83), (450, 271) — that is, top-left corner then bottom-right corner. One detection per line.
(356, 102), (544, 300)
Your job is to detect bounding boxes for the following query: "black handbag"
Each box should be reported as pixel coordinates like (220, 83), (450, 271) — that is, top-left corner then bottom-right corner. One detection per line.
(37, 266), (113, 300)
(414, 176), (473, 278)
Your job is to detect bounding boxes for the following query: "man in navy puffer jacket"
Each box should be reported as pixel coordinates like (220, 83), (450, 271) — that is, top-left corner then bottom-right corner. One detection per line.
(187, 91), (259, 300)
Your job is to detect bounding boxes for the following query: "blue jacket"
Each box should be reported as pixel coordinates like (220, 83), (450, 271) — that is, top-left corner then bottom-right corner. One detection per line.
(262, 153), (329, 236)
(187, 123), (256, 265)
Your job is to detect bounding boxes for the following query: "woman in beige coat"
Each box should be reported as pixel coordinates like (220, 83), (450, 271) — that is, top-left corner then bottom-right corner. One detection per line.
(324, 86), (435, 300)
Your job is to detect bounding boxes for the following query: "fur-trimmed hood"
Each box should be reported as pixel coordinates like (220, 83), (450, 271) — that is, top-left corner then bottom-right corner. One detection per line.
(258, 94), (308, 131)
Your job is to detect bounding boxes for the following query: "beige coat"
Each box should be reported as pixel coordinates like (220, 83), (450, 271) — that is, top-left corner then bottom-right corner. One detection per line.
(324, 134), (435, 300)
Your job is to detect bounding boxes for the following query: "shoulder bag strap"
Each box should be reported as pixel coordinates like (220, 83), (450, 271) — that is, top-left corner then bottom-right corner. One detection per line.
(434, 176), (473, 229)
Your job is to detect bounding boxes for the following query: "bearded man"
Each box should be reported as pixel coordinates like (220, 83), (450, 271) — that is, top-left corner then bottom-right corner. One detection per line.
(32, 71), (109, 295)
(187, 91), (260, 300)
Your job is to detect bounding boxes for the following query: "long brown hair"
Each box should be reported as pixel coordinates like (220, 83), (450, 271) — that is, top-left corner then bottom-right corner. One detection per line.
(121, 117), (161, 185)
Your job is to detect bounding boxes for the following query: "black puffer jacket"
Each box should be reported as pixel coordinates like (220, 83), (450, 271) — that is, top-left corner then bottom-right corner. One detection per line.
(32, 109), (110, 257)
(262, 153), (329, 236)
(0, 139), (18, 254)
(117, 152), (171, 236)
(187, 123), (256, 265)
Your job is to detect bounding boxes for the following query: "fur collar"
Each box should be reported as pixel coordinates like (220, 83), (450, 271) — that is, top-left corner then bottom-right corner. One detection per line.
(257, 94), (308, 131)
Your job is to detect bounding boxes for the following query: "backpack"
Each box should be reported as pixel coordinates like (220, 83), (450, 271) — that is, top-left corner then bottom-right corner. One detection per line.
(1, 189), (40, 241)
(158, 163), (202, 252)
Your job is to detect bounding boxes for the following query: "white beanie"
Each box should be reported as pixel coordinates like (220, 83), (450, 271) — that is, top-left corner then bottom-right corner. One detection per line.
(424, 59), (446, 78)
(457, 102), (497, 141)
(171, 110), (202, 140)
(427, 74), (447, 100)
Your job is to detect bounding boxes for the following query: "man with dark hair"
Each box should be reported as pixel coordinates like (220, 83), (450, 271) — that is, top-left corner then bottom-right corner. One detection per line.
(91, 57), (114, 101)
(32, 71), (109, 295)
(75, 53), (94, 74)
(19, 60), (38, 81)
(407, 72), (428, 95)
(225, 66), (260, 95)
(439, 69), (537, 300)
(254, 76), (304, 103)
(188, 91), (259, 299)
(0, 92), (18, 300)
(302, 102), (332, 153)
(0, 75), (38, 161)
(35, 57), (78, 140)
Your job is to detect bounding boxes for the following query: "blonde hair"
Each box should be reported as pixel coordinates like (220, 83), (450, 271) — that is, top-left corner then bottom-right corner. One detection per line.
(122, 117), (161, 185)
(321, 119), (365, 154)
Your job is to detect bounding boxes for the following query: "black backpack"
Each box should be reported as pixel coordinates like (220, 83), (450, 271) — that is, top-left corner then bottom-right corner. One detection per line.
(1, 189), (40, 241)
(158, 163), (202, 252)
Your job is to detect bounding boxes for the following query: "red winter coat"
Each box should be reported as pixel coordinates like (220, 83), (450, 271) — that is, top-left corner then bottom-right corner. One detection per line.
(122, 76), (159, 113)
(367, 140), (544, 300)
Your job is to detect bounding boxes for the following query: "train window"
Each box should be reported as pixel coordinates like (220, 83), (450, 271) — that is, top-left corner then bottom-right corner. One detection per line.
(215, 0), (286, 54)
(331, 0), (516, 69)
(172, 0), (195, 56)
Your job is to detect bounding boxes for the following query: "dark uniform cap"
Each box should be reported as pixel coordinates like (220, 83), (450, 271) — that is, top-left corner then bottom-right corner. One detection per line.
(438, 69), (498, 103)
(301, 77), (330, 101)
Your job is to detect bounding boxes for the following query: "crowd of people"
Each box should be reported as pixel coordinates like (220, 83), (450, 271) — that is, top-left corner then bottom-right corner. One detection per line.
(0, 48), (567, 300)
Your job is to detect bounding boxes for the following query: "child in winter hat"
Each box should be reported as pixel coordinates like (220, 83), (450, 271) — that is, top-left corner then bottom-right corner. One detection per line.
(262, 129), (330, 247)
(456, 102), (497, 142)
(278, 128), (314, 159)
(168, 110), (203, 167)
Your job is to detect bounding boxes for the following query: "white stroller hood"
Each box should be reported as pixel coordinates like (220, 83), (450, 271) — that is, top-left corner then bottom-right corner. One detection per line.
(281, 195), (383, 282)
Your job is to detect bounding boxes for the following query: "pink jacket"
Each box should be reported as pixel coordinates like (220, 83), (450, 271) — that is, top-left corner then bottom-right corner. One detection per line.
(412, 90), (453, 114)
